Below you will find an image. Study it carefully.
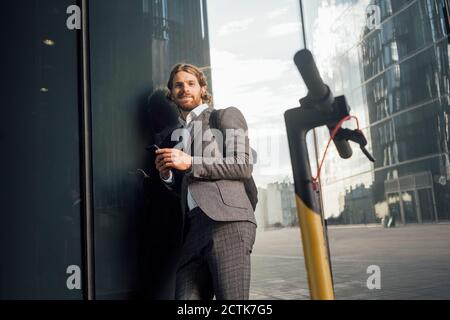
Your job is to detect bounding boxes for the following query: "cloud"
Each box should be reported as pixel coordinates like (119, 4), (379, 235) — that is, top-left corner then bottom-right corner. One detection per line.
(266, 22), (301, 37)
(266, 6), (290, 20)
(218, 18), (255, 36)
(210, 48), (291, 90)
(209, 47), (308, 186)
(209, 48), (307, 119)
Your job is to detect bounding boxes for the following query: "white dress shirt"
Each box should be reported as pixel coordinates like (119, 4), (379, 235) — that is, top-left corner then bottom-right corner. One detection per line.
(161, 103), (209, 211)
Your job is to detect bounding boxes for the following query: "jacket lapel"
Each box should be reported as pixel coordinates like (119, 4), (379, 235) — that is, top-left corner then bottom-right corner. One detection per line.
(190, 107), (214, 152)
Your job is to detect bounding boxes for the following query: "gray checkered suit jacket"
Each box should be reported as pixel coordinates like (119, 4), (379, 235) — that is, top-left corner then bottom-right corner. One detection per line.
(173, 106), (257, 226)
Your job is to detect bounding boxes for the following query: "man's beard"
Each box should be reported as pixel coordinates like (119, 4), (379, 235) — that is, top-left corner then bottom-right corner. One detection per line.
(177, 98), (202, 112)
(178, 105), (196, 112)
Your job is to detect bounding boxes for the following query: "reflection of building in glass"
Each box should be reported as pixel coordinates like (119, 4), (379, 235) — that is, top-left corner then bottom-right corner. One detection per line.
(255, 188), (268, 228)
(328, 184), (377, 225)
(150, 0), (212, 89)
(255, 181), (298, 230)
(302, 0), (450, 225)
(384, 171), (439, 224)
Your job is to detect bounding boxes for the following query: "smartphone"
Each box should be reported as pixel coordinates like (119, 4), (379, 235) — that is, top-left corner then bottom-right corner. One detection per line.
(145, 144), (160, 153)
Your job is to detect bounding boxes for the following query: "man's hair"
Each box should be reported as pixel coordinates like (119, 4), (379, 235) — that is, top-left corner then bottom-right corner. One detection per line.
(166, 63), (212, 105)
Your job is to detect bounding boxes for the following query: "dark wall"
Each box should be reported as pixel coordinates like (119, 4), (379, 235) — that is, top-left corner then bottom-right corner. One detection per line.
(89, 0), (156, 299)
(0, 0), (211, 300)
(0, 0), (83, 299)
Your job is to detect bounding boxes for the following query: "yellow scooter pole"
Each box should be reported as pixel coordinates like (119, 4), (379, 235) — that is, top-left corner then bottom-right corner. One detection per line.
(285, 50), (374, 300)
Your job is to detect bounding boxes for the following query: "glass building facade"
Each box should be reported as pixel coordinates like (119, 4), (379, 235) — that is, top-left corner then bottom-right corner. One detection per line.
(301, 0), (450, 226)
(1, 0), (211, 299)
(294, 0), (450, 300)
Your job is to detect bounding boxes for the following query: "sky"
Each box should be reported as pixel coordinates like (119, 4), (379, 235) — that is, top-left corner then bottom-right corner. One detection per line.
(205, 0), (376, 218)
(206, 0), (309, 187)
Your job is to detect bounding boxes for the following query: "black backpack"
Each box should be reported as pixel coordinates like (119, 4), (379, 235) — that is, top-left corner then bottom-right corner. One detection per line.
(209, 109), (258, 211)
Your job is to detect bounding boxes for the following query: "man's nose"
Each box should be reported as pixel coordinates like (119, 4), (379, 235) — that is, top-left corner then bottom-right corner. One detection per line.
(182, 84), (191, 94)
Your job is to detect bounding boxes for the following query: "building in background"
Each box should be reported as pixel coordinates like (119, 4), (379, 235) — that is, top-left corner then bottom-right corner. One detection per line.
(151, 0), (212, 88)
(254, 187), (269, 228)
(328, 184), (377, 225)
(301, 0), (450, 225)
(255, 181), (298, 230)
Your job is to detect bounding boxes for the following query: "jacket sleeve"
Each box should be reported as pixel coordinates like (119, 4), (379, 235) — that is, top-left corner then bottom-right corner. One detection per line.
(160, 169), (184, 197)
(187, 107), (253, 180)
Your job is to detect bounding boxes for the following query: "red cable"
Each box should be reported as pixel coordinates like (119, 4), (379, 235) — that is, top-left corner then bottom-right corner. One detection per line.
(312, 115), (360, 191)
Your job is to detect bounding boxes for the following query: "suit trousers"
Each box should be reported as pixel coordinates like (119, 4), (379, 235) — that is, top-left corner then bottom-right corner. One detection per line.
(175, 207), (256, 300)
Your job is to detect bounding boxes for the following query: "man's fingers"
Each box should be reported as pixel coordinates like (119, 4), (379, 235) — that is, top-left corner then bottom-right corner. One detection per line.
(162, 162), (175, 170)
(157, 149), (185, 157)
(155, 161), (164, 172)
(155, 149), (189, 171)
(162, 153), (184, 164)
(163, 154), (177, 162)
(156, 148), (176, 156)
(156, 154), (171, 164)
(155, 156), (170, 171)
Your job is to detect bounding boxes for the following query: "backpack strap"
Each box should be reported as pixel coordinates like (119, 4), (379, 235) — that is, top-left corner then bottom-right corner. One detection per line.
(209, 109), (222, 131)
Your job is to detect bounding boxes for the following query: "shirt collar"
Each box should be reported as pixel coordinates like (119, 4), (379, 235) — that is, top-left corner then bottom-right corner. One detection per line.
(179, 103), (209, 127)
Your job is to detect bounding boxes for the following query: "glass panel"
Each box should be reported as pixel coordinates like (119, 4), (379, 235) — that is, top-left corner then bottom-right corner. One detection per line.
(402, 191), (418, 223)
(88, 0), (211, 299)
(207, 0), (307, 299)
(302, 0), (450, 299)
(418, 188), (435, 222)
(387, 193), (402, 226)
(0, 0), (83, 299)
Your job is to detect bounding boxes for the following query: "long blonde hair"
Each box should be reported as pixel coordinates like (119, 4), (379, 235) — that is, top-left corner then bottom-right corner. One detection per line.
(166, 63), (212, 105)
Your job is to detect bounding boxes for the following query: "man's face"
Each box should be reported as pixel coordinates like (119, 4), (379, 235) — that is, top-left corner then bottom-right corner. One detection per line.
(170, 71), (205, 112)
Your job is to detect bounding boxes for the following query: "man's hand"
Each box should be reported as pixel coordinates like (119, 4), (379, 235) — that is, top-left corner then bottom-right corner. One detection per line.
(155, 148), (192, 174)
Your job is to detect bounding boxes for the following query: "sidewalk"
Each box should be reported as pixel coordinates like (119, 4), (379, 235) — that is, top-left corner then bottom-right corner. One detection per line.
(250, 224), (450, 300)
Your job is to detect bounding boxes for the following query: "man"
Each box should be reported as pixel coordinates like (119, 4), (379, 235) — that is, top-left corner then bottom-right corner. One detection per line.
(154, 63), (257, 300)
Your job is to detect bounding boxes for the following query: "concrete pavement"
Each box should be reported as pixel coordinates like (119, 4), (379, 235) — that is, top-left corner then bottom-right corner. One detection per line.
(250, 223), (450, 300)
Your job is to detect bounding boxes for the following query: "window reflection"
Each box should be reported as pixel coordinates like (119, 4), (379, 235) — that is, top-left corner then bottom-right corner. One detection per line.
(302, 0), (450, 299)
(303, 0), (450, 225)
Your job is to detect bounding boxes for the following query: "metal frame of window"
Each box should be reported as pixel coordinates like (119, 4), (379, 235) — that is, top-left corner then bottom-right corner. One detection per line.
(152, 0), (169, 40)
(444, 0), (450, 41)
(299, 0), (307, 49)
(299, 0), (326, 221)
(78, 0), (95, 300)
(384, 171), (439, 224)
